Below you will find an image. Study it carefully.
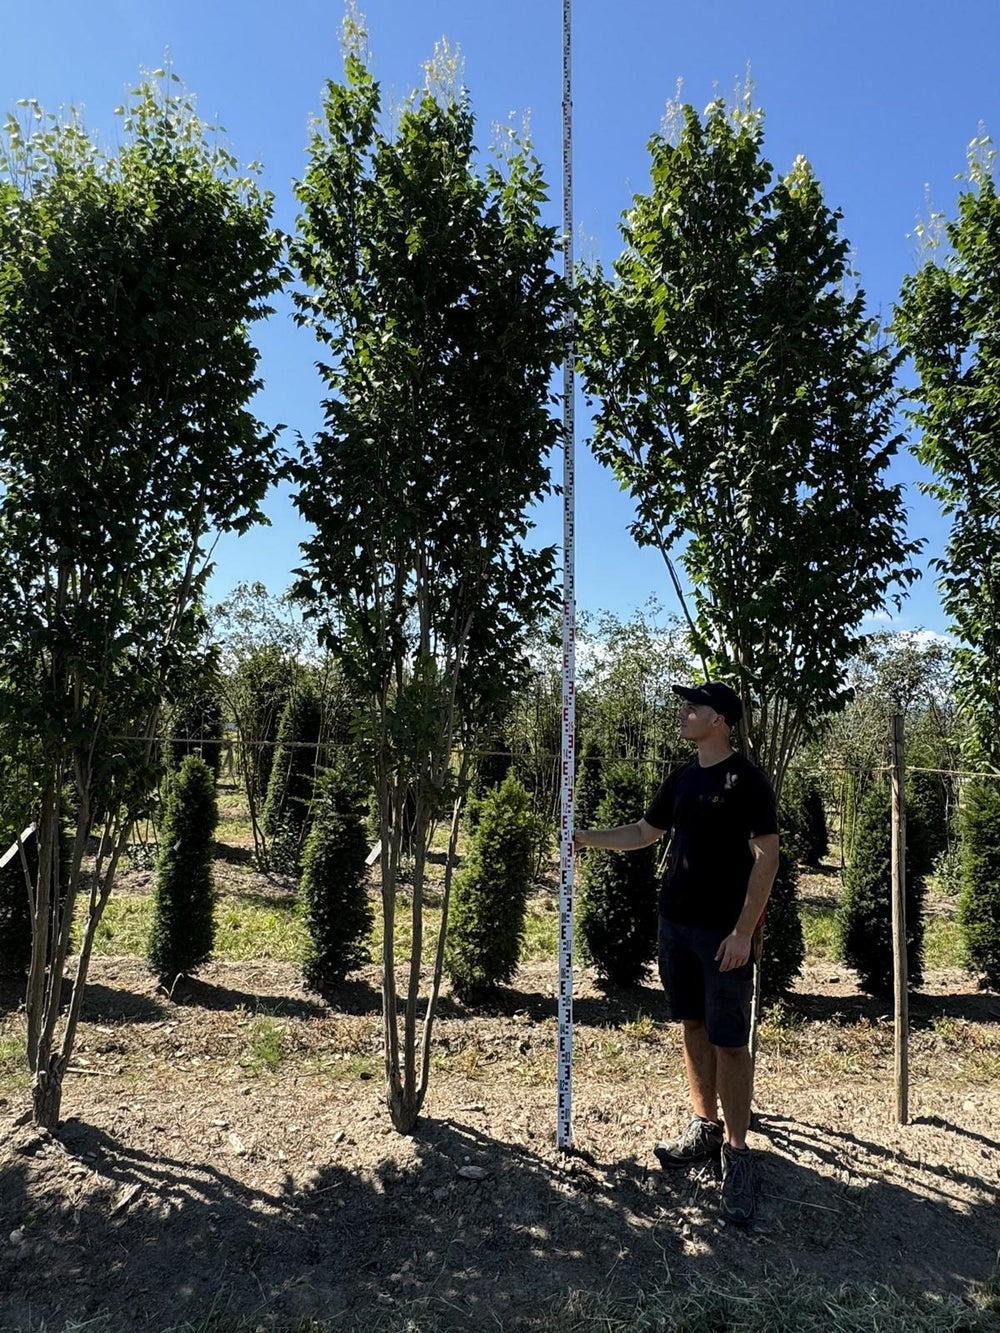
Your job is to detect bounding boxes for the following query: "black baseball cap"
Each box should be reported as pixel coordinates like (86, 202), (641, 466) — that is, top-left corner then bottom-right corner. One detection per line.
(671, 682), (744, 727)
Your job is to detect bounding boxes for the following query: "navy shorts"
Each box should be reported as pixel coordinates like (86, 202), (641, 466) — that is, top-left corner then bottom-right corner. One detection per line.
(657, 915), (753, 1048)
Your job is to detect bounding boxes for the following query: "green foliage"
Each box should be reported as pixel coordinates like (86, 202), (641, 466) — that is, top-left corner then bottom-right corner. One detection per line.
(837, 782), (925, 996)
(907, 768), (950, 876)
(168, 690), (225, 779)
(894, 135), (1000, 767)
(577, 764), (658, 987)
(446, 775), (539, 1000)
(781, 771), (829, 868)
(465, 738), (513, 831)
(261, 679), (323, 874)
(300, 765), (373, 993)
(578, 91), (921, 791)
(147, 756), (218, 980)
(0, 74), (286, 1120)
(577, 600), (690, 768)
(958, 779), (1000, 988)
(289, 26), (565, 1128)
(759, 845), (805, 1000)
(574, 736), (606, 829)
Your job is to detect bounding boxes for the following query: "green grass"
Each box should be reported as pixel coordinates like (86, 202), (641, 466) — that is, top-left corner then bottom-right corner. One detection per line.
(0, 1030), (29, 1092)
(923, 915), (965, 969)
(800, 901), (839, 962)
(91, 895), (152, 954)
(238, 1016), (288, 1075)
(522, 896), (560, 960)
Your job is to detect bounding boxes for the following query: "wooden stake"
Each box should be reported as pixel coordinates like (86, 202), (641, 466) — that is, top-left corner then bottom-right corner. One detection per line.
(890, 712), (909, 1125)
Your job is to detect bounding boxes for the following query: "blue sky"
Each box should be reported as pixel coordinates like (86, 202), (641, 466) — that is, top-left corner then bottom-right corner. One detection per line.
(4, 1), (998, 638)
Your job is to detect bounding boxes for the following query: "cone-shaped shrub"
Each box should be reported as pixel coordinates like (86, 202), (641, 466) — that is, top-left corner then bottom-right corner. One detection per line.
(837, 781), (925, 996)
(577, 763), (657, 987)
(300, 765), (373, 993)
(575, 736), (605, 830)
(759, 843), (805, 1000)
(261, 679), (323, 874)
(958, 779), (1000, 989)
(446, 774), (539, 1000)
(147, 756), (218, 980)
(907, 769), (949, 874)
(781, 772), (829, 868)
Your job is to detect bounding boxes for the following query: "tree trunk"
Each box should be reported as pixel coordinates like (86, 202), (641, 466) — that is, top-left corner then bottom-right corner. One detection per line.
(31, 1059), (64, 1131)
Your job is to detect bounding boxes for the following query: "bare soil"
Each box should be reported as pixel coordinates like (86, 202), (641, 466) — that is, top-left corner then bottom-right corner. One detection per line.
(2, 943), (999, 1332)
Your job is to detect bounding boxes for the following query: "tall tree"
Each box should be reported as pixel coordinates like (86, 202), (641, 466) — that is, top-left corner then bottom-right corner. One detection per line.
(289, 21), (563, 1132)
(0, 78), (285, 1127)
(578, 91), (922, 799)
(894, 132), (1000, 770)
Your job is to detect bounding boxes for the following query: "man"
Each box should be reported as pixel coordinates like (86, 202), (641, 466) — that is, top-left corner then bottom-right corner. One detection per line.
(574, 681), (779, 1225)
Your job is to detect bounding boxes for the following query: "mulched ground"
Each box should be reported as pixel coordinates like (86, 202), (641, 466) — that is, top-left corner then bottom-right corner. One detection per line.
(2, 948), (998, 1332)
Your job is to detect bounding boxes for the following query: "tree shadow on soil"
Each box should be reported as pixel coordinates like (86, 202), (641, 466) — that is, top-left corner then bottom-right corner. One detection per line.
(790, 988), (1000, 1026)
(1, 1099), (996, 1332)
(214, 840), (255, 866)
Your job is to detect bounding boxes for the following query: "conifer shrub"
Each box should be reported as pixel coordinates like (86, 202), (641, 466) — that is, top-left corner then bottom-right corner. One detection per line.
(446, 773), (539, 1001)
(576, 763), (657, 987)
(907, 768), (950, 872)
(781, 771), (829, 868)
(758, 843), (806, 1001)
(574, 736), (605, 829)
(958, 778), (1000, 989)
(300, 765), (373, 993)
(234, 645), (296, 812)
(147, 756), (218, 980)
(261, 679), (323, 874)
(837, 780), (925, 996)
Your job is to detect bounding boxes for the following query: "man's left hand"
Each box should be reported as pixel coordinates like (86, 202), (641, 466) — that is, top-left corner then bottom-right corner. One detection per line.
(716, 930), (752, 972)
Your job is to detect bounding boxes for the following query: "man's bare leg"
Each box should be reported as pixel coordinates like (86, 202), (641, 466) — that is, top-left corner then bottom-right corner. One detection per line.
(715, 1044), (752, 1148)
(682, 1019), (720, 1123)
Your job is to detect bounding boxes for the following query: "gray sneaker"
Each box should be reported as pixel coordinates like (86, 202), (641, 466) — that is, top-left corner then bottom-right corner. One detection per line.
(720, 1141), (755, 1225)
(654, 1115), (723, 1169)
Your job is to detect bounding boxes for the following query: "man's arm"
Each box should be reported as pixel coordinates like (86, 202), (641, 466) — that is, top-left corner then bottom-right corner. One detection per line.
(715, 833), (780, 972)
(574, 819), (665, 853)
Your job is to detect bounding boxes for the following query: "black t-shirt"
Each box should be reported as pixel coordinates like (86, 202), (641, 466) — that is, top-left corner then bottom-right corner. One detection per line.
(643, 753), (778, 932)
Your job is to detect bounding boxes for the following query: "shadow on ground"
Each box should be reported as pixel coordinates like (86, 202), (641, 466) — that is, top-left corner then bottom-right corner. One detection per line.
(1, 1096), (996, 1332)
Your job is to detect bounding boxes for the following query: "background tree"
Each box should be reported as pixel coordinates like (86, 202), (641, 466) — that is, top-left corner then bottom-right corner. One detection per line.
(576, 763), (658, 987)
(894, 132), (1000, 771)
(166, 654), (226, 780)
(0, 77), (285, 1127)
(445, 774), (539, 1001)
(300, 763), (373, 994)
(289, 21), (563, 1132)
(147, 756), (218, 982)
(209, 583), (310, 859)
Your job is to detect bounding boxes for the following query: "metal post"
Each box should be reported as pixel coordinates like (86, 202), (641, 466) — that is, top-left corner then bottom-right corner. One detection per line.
(890, 712), (909, 1125)
(557, 0), (576, 1152)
